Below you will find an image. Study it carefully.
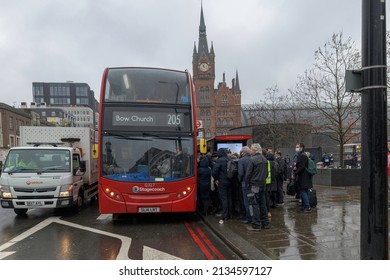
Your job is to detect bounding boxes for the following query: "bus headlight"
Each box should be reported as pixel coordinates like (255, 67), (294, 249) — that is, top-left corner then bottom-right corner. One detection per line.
(60, 185), (73, 197)
(0, 185), (12, 199)
(177, 186), (193, 198)
(104, 186), (122, 200)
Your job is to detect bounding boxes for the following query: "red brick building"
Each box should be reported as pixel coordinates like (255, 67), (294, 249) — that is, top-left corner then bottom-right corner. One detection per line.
(192, 5), (241, 139)
(0, 102), (32, 162)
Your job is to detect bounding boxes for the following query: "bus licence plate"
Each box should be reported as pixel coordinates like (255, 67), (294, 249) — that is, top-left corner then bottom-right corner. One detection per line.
(138, 207), (160, 213)
(26, 201), (43, 206)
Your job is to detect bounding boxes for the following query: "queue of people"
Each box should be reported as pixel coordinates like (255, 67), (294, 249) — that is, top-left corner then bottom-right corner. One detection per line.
(197, 143), (307, 231)
(196, 142), (315, 231)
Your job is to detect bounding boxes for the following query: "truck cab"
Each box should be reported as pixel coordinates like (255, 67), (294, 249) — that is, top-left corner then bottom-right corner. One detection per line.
(0, 146), (85, 215)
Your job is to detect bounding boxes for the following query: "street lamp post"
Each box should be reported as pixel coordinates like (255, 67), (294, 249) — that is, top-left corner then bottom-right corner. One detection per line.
(361, 0), (389, 259)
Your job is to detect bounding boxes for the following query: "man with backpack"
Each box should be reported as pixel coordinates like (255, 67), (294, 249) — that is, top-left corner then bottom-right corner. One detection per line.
(292, 143), (314, 212)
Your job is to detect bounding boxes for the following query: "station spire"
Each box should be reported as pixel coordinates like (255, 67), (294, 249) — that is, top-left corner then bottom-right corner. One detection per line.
(235, 69), (240, 91)
(198, 1), (210, 62)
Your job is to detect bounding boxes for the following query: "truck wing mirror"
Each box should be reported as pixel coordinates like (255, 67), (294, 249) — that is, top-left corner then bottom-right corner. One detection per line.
(79, 161), (86, 173)
(75, 160), (86, 175)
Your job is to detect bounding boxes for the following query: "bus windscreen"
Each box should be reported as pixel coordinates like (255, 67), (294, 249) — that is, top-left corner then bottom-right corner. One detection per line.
(104, 68), (191, 104)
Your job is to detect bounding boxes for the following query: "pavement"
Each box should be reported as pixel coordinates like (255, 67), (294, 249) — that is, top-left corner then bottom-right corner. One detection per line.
(201, 184), (390, 260)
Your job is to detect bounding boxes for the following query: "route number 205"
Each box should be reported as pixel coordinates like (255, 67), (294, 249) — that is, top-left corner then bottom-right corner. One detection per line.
(167, 114), (181, 125)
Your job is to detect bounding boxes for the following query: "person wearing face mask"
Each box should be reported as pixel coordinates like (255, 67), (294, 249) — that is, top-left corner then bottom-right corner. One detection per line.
(291, 144), (301, 200)
(292, 143), (313, 213)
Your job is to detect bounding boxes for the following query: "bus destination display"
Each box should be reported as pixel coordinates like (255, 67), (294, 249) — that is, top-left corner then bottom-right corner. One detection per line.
(112, 111), (186, 128)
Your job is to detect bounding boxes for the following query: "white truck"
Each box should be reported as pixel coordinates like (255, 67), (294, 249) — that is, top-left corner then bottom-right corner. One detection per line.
(0, 126), (98, 215)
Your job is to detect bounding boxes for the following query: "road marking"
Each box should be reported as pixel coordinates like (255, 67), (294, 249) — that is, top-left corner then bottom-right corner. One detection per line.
(0, 216), (182, 260)
(143, 245), (182, 260)
(96, 214), (111, 220)
(184, 221), (214, 260)
(193, 222), (226, 260)
(0, 251), (15, 259)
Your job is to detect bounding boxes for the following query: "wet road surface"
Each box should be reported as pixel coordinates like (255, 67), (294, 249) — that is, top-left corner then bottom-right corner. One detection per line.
(0, 204), (240, 260)
(1, 185), (388, 260)
(202, 185), (390, 260)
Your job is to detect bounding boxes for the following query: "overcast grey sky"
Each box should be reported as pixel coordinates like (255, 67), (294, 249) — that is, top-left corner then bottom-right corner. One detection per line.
(0, 0), (383, 106)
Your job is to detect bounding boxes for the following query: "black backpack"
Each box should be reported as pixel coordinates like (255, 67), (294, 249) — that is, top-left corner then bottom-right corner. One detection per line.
(226, 158), (238, 179)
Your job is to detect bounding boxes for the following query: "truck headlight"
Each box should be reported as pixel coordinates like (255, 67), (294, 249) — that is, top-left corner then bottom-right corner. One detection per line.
(59, 185), (73, 197)
(0, 185), (12, 199)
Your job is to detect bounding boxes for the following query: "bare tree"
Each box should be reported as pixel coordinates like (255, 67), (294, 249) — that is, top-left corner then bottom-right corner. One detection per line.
(289, 32), (361, 167)
(245, 85), (311, 150)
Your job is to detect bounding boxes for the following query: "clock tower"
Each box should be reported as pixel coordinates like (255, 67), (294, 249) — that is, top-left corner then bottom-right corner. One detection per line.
(192, 4), (241, 139)
(192, 3), (216, 138)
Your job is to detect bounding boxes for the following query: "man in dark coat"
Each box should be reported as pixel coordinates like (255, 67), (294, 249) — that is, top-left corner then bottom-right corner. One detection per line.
(212, 148), (232, 224)
(237, 146), (251, 224)
(197, 155), (212, 215)
(244, 143), (270, 231)
(292, 143), (313, 212)
(275, 151), (286, 205)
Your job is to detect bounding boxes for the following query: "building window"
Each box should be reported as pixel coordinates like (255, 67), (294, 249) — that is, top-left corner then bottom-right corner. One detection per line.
(223, 119), (227, 127)
(33, 84), (44, 97)
(9, 135), (15, 147)
(216, 119), (221, 126)
(76, 98), (88, 105)
(16, 120), (23, 134)
(76, 86), (88, 97)
(9, 116), (14, 130)
(205, 118), (211, 126)
(50, 85), (70, 96)
(222, 94), (228, 106)
(34, 97), (44, 104)
(206, 130), (211, 138)
(200, 87), (210, 105)
(229, 118), (234, 126)
(50, 98), (70, 104)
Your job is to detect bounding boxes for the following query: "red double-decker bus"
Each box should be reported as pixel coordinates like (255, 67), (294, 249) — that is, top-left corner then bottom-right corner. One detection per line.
(98, 67), (198, 214)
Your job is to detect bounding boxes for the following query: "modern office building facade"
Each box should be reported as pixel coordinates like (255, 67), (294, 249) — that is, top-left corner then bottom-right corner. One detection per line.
(32, 82), (99, 129)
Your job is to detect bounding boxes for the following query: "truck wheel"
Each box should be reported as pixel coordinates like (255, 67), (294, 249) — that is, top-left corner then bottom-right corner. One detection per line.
(14, 209), (28, 215)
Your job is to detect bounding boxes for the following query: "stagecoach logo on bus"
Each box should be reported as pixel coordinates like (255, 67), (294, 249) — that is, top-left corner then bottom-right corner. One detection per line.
(132, 185), (166, 193)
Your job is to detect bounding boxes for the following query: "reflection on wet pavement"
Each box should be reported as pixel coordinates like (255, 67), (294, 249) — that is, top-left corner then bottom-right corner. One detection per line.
(204, 185), (390, 260)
